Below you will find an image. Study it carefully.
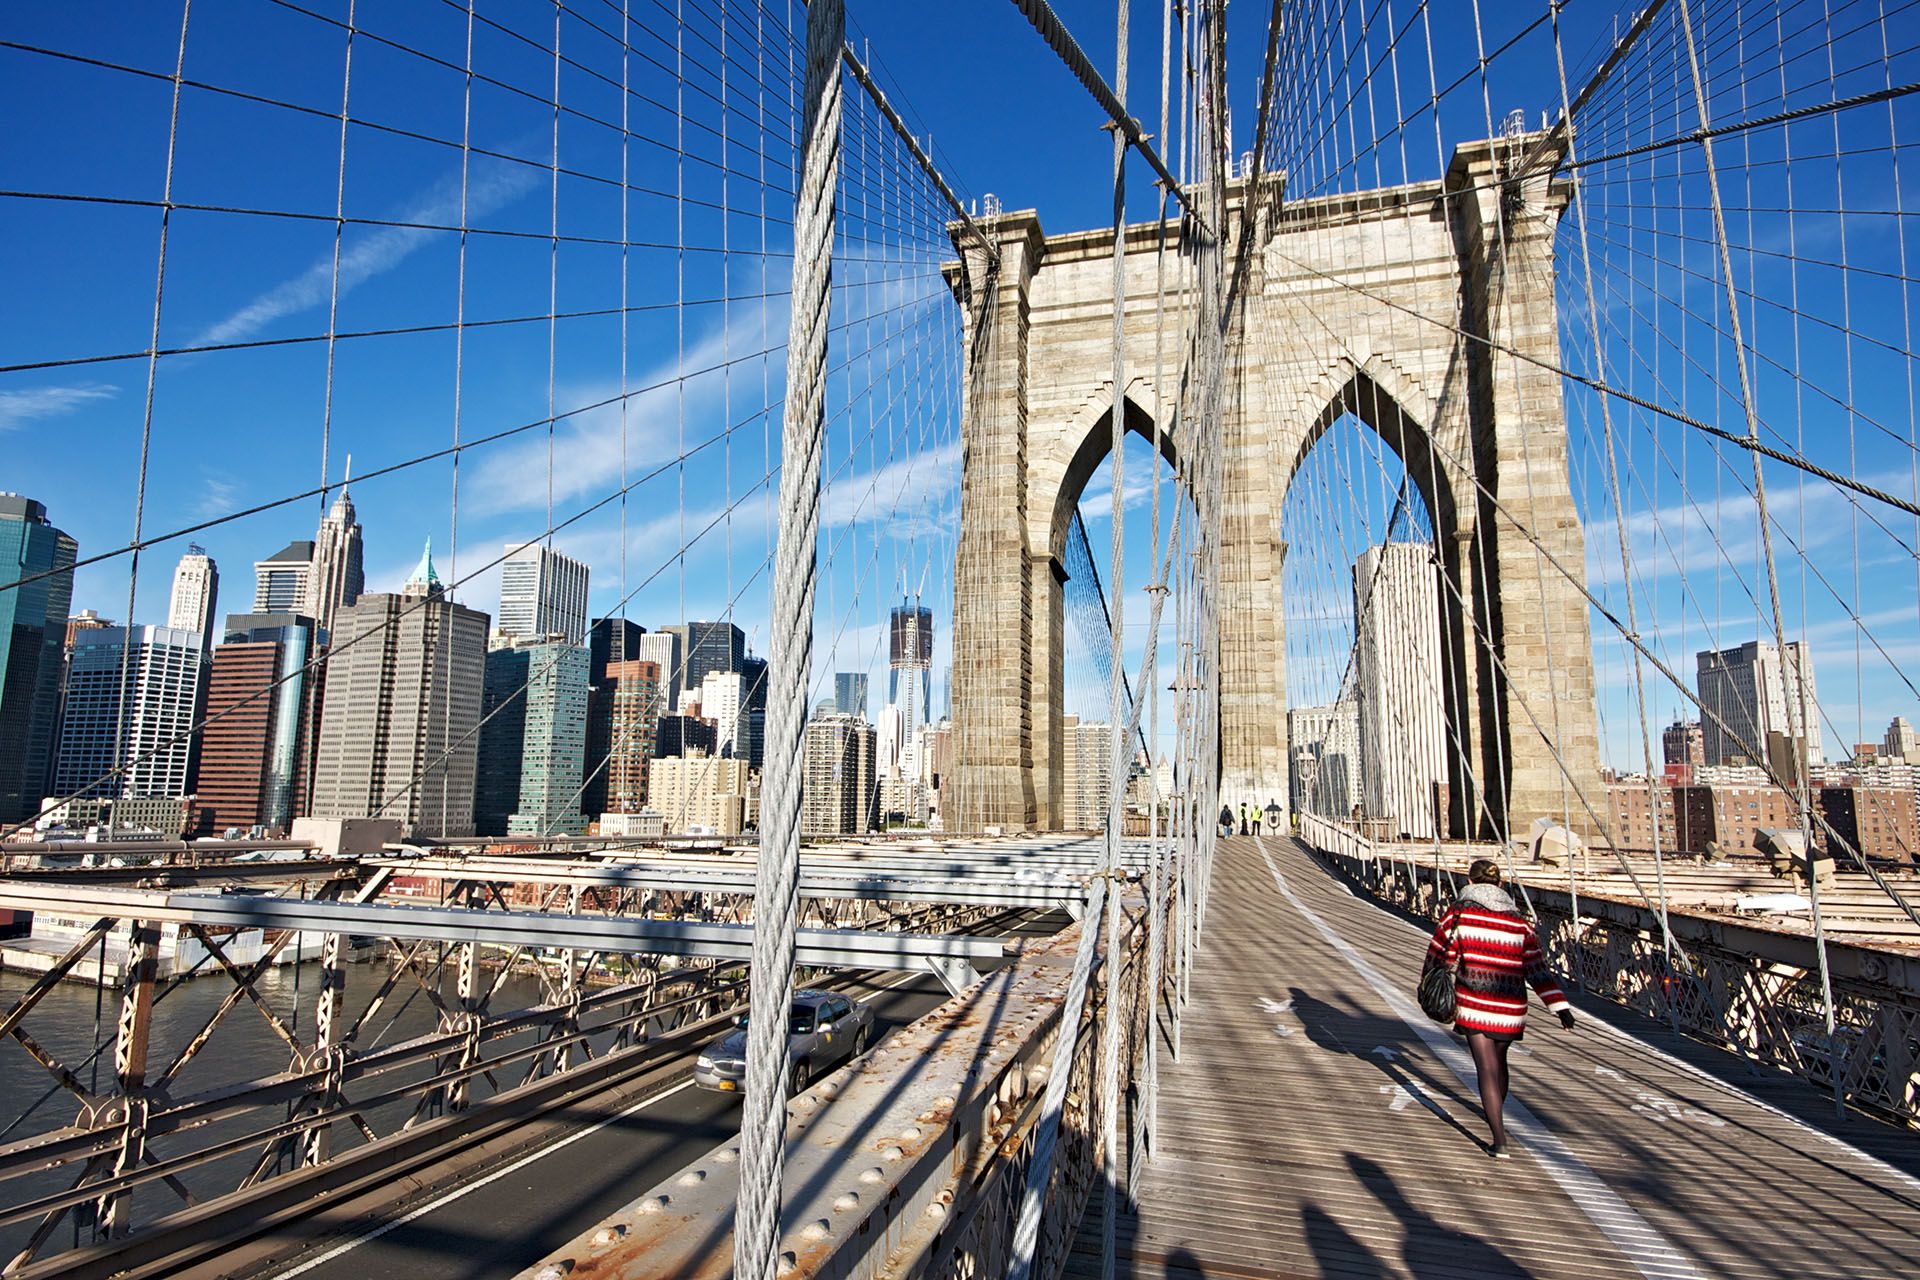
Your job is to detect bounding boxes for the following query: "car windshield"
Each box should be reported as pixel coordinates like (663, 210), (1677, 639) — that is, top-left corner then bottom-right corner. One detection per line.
(736, 1003), (820, 1034)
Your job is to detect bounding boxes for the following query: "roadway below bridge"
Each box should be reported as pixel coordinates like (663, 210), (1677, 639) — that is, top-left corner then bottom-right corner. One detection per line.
(178, 908), (1065, 1280)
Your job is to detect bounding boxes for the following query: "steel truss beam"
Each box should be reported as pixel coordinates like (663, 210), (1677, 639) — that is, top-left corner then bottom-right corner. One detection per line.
(0, 884), (1005, 994)
(365, 855), (1088, 913)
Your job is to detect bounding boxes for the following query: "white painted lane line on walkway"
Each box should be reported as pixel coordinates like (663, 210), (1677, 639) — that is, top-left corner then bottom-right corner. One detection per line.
(1293, 840), (1920, 1198)
(277, 1079), (699, 1278)
(1252, 838), (1702, 1280)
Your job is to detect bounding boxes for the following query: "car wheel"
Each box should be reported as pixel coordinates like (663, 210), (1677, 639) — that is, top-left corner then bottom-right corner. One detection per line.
(788, 1059), (808, 1097)
(853, 1025), (868, 1057)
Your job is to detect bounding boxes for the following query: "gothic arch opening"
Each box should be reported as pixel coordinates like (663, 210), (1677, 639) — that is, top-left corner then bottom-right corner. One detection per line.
(1040, 394), (1188, 832)
(1278, 374), (1485, 841)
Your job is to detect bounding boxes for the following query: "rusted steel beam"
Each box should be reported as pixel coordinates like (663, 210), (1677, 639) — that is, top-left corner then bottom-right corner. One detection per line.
(157, 926), (301, 1088)
(0, 882), (1010, 975)
(104, 919), (160, 1235)
(182, 924), (305, 1053)
(302, 929), (347, 1166)
(0, 917), (115, 1038)
(10, 1025), (97, 1103)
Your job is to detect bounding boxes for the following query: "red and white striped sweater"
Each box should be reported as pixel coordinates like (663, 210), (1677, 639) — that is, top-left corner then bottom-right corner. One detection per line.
(1423, 885), (1569, 1037)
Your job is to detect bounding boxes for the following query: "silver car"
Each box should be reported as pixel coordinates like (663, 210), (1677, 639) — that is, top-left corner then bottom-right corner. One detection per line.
(693, 990), (876, 1095)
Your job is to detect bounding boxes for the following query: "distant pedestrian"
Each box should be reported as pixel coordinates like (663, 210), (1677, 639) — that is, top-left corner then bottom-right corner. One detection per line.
(1421, 859), (1574, 1158)
(1219, 804), (1235, 837)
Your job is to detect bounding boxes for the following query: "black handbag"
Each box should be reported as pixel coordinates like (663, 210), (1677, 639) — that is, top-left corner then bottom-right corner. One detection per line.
(1417, 961), (1458, 1024)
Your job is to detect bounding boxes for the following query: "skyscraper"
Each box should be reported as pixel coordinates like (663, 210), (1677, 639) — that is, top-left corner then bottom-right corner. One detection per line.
(0, 494), (77, 821)
(478, 637), (589, 836)
(834, 672), (870, 721)
(167, 544), (219, 652)
(1662, 719), (1705, 770)
(738, 654), (768, 768)
(698, 670), (745, 759)
(633, 629), (684, 711)
(1287, 703), (1360, 818)
(1353, 543), (1447, 839)
(655, 713), (718, 759)
(680, 620), (745, 694)
(1697, 640), (1823, 770)
(585, 618), (648, 818)
(889, 602), (933, 739)
(53, 625), (205, 801)
(601, 659), (663, 817)
(648, 753), (753, 836)
(200, 613), (322, 834)
(1885, 716), (1920, 764)
(308, 541), (488, 837)
(497, 542), (590, 644)
(1059, 714), (1115, 829)
(254, 540), (315, 612)
(306, 479), (364, 638)
(802, 712), (877, 837)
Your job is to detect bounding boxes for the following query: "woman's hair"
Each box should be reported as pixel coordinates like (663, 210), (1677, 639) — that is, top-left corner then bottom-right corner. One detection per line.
(1467, 858), (1503, 886)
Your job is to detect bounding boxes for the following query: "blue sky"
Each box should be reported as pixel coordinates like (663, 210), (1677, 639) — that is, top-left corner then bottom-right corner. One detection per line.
(3, 1), (1916, 769)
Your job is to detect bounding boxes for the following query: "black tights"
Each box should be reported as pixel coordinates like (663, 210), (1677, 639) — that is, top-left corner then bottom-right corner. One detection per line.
(1466, 1032), (1512, 1146)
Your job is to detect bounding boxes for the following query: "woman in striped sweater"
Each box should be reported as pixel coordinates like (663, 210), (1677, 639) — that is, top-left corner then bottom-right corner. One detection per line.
(1423, 859), (1576, 1158)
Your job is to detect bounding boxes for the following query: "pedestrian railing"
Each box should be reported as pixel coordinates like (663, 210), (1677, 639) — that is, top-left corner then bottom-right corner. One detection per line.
(1297, 827), (1920, 1129)
(515, 892), (1160, 1280)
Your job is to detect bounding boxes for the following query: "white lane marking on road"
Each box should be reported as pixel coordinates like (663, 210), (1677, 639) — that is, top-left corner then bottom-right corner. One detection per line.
(1291, 838), (1920, 1198)
(276, 1079), (699, 1278)
(1381, 1083), (1416, 1112)
(1254, 838), (1702, 1280)
(278, 970), (931, 1276)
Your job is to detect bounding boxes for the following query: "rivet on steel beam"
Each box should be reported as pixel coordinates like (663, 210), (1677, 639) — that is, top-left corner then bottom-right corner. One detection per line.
(636, 1194), (671, 1215)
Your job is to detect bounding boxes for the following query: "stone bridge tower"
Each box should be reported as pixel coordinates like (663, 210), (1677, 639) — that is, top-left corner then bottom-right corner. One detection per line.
(947, 133), (1600, 843)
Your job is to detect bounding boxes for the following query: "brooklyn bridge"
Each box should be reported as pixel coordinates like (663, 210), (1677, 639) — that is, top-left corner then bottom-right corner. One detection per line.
(0, 2), (1916, 1278)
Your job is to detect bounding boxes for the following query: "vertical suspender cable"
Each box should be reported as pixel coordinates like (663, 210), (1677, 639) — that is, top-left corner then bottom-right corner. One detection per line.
(1671, 0), (1840, 1096)
(1138, 0), (1174, 1169)
(1100, 0), (1130, 1263)
(736, 1), (842, 1276)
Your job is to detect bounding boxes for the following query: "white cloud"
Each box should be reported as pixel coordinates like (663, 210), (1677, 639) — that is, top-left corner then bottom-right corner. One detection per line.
(462, 292), (785, 519)
(1078, 470), (1160, 521)
(192, 165), (542, 348)
(192, 469), (241, 519)
(821, 437), (960, 533)
(0, 383), (116, 431)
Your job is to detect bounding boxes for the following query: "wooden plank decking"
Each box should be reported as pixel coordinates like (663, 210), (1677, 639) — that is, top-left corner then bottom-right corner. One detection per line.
(1067, 835), (1920, 1279)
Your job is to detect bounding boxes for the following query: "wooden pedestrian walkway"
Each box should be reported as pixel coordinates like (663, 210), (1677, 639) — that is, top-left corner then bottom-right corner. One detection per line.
(1068, 835), (1920, 1279)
